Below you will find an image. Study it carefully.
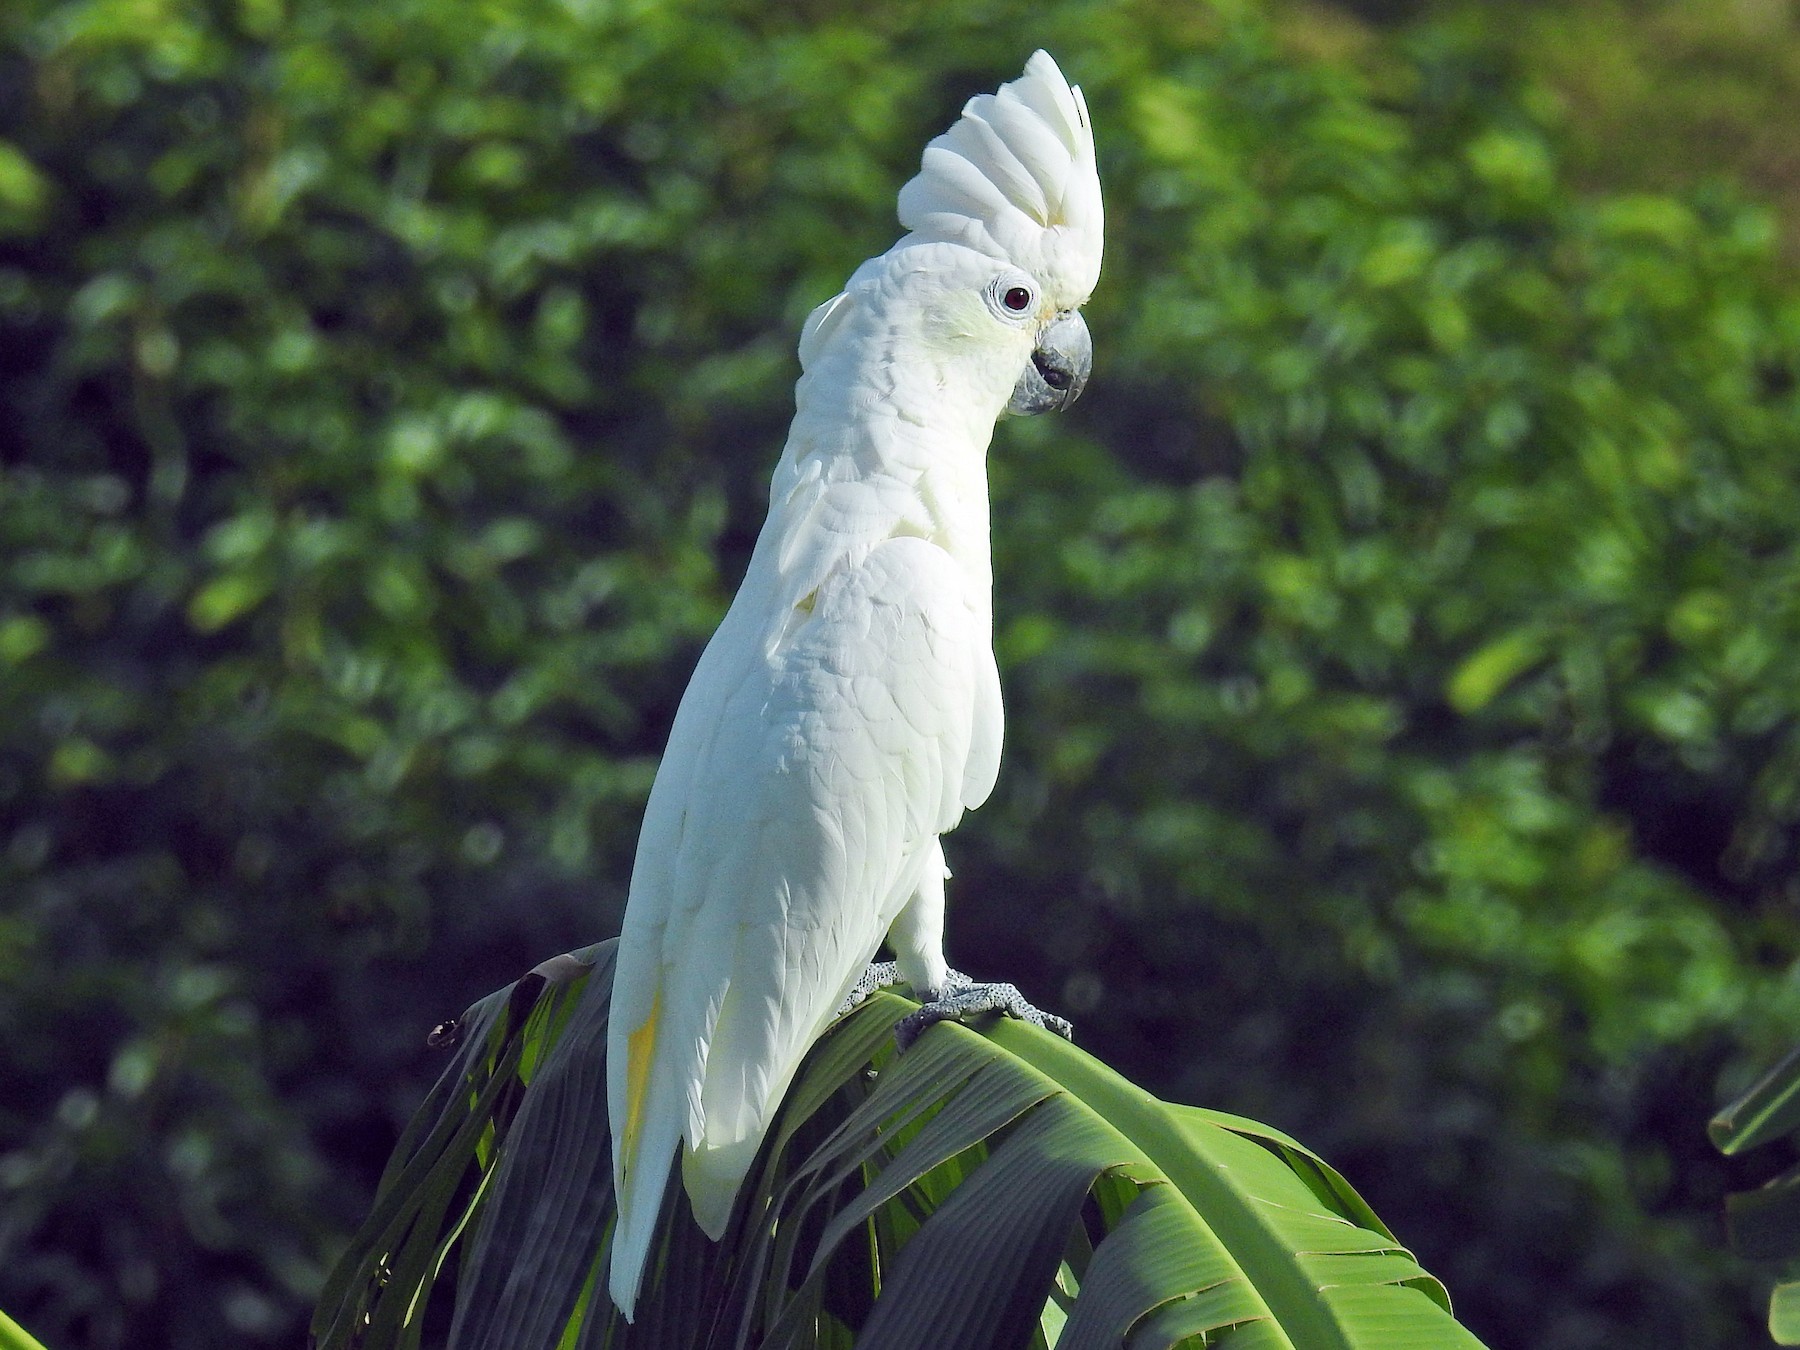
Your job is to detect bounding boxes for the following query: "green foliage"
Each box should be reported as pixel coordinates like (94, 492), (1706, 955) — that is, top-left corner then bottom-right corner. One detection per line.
(2, 0), (1798, 1347)
(1433, 0), (1800, 267)
(315, 943), (1488, 1349)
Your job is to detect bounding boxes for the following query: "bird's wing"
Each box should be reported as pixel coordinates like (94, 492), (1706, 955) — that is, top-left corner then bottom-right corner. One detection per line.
(607, 533), (978, 1312)
(963, 647), (1004, 810)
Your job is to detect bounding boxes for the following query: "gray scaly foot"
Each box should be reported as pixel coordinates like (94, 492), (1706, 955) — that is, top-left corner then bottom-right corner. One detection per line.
(894, 968), (1073, 1052)
(837, 960), (905, 1016)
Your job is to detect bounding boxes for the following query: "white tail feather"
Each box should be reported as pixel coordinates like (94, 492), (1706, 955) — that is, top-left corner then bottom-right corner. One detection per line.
(607, 1081), (683, 1321)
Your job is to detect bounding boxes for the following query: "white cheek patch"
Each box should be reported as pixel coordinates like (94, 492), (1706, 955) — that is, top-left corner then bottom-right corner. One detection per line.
(933, 289), (1005, 341)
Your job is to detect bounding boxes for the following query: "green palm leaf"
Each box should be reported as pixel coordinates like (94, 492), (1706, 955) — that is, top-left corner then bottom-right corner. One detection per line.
(1713, 1046), (1800, 1345)
(1, 1307), (51, 1350)
(310, 944), (1488, 1349)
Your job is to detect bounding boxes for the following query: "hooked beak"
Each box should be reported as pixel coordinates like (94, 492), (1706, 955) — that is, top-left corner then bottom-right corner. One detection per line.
(1005, 310), (1092, 417)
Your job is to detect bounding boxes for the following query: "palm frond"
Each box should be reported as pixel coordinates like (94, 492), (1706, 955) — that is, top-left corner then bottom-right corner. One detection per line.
(1, 1306), (52, 1350)
(311, 945), (1488, 1349)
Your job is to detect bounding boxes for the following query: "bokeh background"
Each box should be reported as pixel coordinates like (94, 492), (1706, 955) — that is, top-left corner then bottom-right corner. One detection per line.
(5, 0), (1800, 1346)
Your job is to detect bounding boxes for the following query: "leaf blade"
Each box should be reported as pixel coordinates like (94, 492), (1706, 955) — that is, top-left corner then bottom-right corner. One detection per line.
(1712, 1043), (1800, 1156)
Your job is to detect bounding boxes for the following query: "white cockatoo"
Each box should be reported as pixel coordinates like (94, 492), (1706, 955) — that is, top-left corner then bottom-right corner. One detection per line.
(605, 50), (1104, 1319)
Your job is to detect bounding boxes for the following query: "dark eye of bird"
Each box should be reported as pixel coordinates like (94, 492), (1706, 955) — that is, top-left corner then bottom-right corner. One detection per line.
(1003, 286), (1032, 312)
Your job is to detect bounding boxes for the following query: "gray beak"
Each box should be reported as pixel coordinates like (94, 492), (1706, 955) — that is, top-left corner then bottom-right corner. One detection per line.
(1005, 310), (1092, 416)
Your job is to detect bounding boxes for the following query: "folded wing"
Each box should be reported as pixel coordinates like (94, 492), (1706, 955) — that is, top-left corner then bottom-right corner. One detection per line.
(606, 535), (981, 1316)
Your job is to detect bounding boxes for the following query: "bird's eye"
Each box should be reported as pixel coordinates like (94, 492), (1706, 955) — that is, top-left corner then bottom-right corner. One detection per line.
(1003, 286), (1032, 313)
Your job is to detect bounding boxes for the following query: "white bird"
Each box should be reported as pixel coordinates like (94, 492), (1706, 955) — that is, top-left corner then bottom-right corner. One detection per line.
(605, 50), (1104, 1319)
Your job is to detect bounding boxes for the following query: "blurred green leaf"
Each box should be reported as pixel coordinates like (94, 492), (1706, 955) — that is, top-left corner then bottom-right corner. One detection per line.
(1712, 1043), (1800, 1156)
(1445, 627), (1549, 713)
(0, 140), (49, 235)
(1771, 1282), (1800, 1346)
(187, 572), (273, 632)
(1727, 1170), (1800, 1263)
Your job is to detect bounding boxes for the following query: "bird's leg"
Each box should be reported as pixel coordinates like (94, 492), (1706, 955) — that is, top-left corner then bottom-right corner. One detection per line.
(886, 840), (951, 997)
(884, 841), (1074, 1050)
(838, 960), (905, 1014)
(837, 842), (953, 1017)
(894, 971), (1073, 1052)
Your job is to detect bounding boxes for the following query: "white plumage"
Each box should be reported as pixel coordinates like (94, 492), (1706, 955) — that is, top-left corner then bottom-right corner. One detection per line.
(605, 51), (1104, 1319)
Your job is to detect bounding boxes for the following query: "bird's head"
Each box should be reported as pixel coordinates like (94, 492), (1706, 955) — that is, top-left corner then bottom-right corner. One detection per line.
(798, 51), (1102, 428)
(901, 50), (1101, 421)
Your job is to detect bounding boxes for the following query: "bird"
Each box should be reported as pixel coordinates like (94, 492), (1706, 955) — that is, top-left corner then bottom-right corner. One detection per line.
(605, 50), (1104, 1320)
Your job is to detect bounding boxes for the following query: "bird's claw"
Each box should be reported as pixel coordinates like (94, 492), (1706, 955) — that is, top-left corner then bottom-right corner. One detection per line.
(893, 969), (1073, 1052)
